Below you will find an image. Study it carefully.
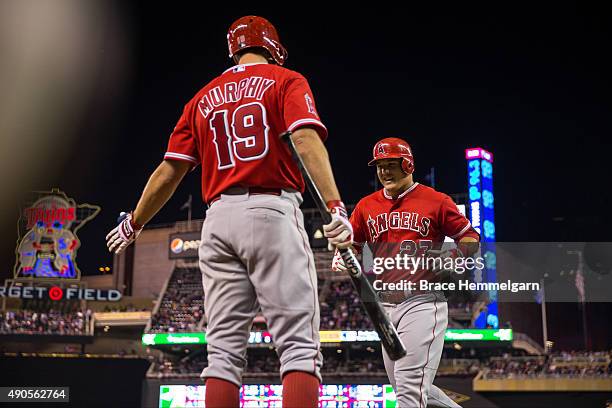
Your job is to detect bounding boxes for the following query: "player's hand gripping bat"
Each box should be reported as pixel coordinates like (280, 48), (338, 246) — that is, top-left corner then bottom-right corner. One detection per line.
(281, 131), (407, 361)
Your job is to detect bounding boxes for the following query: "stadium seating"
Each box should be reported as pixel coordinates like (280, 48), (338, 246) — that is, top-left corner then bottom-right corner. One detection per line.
(320, 279), (374, 330)
(482, 351), (612, 379)
(0, 309), (92, 336)
(146, 267), (204, 333)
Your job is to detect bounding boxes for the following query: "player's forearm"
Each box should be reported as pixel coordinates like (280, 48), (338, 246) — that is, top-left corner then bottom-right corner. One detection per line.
(132, 160), (190, 226)
(291, 128), (341, 204)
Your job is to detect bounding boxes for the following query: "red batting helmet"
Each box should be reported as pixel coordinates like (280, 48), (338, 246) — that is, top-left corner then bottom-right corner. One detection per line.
(368, 137), (415, 174)
(227, 16), (288, 66)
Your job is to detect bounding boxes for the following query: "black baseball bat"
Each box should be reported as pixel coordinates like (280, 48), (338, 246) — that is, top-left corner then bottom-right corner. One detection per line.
(281, 131), (407, 361)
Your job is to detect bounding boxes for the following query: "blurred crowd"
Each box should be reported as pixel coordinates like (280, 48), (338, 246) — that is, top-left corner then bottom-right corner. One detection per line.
(148, 267), (204, 333)
(320, 354), (385, 375)
(147, 351), (388, 379)
(545, 350), (612, 378)
(0, 309), (91, 335)
(149, 352), (612, 379)
(142, 268), (477, 333)
(320, 280), (374, 330)
(485, 356), (547, 378)
(100, 304), (149, 313)
(483, 350), (612, 379)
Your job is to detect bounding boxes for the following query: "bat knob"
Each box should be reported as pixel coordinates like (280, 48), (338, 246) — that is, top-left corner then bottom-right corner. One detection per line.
(117, 212), (129, 223)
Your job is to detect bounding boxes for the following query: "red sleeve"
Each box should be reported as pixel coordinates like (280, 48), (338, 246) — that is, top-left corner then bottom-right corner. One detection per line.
(349, 201), (368, 245)
(439, 195), (480, 241)
(164, 104), (200, 165)
(282, 74), (328, 140)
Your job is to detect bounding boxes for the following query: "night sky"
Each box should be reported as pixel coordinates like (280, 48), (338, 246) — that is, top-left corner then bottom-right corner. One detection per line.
(2, 4), (611, 277)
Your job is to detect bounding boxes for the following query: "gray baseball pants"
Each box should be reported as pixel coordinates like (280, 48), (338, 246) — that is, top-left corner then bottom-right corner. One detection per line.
(199, 190), (322, 386)
(383, 294), (461, 407)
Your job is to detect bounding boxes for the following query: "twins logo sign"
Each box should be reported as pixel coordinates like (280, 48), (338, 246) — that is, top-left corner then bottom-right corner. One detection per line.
(168, 232), (201, 259)
(14, 189), (100, 280)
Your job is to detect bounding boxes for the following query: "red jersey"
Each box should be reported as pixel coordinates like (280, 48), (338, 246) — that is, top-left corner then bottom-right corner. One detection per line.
(164, 62), (327, 203)
(350, 183), (479, 283)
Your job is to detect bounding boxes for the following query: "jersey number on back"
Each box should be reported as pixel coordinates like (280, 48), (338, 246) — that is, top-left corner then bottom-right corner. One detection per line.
(210, 102), (270, 169)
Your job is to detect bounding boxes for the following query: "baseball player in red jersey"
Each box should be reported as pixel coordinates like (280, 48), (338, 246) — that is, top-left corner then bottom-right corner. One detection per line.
(333, 138), (479, 407)
(106, 16), (352, 407)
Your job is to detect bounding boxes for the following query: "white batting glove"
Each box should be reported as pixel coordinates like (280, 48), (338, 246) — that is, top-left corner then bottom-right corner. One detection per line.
(331, 249), (348, 272)
(106, 212), (143, 254)
(323, 200), (353, 250)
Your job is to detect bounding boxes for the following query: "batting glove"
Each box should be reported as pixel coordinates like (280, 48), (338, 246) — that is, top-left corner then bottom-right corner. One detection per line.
(106, 211), (143, 254)
(323, 200), (353, 250)
(331, 249), (348, 272)
(426, 247), (464, 278)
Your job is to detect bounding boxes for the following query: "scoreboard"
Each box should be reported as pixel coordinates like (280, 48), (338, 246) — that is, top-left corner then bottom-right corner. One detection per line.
(465, 147), (498, 328)
(159, 384), (397, 408)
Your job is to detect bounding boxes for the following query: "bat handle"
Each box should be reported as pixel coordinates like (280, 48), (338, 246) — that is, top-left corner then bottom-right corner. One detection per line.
(339, 248), (360, 276)
(389, 349), (407, 360)
(281, 131), (333, 224)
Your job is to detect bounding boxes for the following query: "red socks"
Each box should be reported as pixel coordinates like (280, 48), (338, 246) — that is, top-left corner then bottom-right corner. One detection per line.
(282, 371), (320, 408)
(205, 372), (319, 407)
(205, 377), (239, 408)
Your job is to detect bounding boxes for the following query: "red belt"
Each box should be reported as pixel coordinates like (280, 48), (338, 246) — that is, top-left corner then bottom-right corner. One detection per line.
(208, 187), (282, 206)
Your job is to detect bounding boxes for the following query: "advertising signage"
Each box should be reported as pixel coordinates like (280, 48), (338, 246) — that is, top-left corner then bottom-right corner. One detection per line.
(465, 147), (498, 329)
(143, 329), (513, 346)
(13, 189), (100, 281)
(168, 232), (201, 259)
(160, 384), (398, 407)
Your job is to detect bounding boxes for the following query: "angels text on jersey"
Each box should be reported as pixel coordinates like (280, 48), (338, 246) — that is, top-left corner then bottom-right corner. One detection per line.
(367, 211), (431, 241)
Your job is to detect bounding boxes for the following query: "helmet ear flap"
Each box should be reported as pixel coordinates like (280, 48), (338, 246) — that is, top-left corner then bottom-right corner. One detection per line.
(402, 158), (414, 174)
